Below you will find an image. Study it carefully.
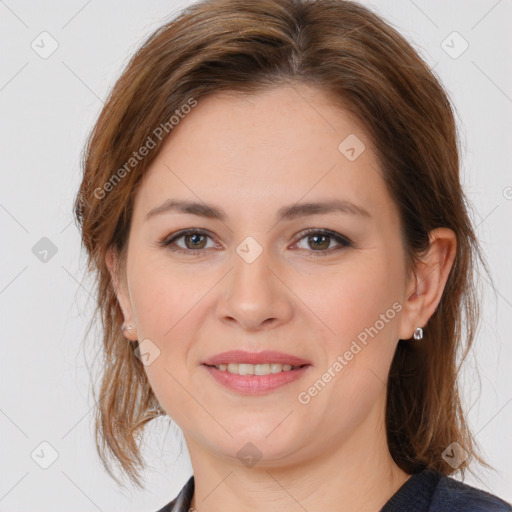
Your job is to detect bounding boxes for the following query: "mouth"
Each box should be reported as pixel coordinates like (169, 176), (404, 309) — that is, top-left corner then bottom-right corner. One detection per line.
(200, 350), (312, 394)
(202, 362), (310, 376)
(202, 349), (312, 368)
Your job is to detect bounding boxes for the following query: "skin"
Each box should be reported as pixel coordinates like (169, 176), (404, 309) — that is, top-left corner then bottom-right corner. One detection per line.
(107, 84), (457, 511)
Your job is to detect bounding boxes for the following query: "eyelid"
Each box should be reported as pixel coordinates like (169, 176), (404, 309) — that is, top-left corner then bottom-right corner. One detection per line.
(159, 227), (353, 257)
(293, 228), (352, 247)
(160, 228), (219, 250)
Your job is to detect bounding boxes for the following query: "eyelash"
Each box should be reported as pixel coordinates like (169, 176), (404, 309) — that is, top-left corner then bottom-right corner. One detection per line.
(158, 228), (352, 258)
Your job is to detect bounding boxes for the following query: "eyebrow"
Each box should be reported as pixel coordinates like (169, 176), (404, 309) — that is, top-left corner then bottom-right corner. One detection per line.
(145, 198), (372, 222)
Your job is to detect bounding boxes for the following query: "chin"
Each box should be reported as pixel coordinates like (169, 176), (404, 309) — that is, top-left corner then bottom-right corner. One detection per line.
(209, 426), (304, 463)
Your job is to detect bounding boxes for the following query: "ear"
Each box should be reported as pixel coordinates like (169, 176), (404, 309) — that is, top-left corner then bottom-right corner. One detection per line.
(106, 246), (138, 341)
(398, 227), (457, 340)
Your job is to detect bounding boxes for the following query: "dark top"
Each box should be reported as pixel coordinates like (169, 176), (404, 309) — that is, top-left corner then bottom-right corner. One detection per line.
(155, 468), (512, 511)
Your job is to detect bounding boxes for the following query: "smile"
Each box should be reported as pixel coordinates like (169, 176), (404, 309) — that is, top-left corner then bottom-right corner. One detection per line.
(202, 363), (312, 395)
(206, 362), (305, 375)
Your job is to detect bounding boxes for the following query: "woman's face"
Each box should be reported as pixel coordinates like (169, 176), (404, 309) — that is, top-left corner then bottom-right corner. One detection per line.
(113, 84), (421, 467)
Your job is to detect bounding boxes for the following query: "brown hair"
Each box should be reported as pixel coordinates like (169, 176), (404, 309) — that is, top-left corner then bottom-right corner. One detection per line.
(74, 0), (494, 489)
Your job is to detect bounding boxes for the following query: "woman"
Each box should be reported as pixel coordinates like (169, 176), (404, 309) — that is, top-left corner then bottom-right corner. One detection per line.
(73, 0), (511, 510)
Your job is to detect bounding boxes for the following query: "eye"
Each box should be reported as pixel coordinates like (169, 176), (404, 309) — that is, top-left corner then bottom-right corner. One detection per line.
(159, 229), (218, 256)
(293, 228), (352, 256)
(158, 228), (352, 257)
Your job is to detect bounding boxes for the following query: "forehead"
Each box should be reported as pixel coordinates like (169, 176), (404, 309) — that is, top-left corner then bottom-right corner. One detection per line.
(133, 84), (392, 223)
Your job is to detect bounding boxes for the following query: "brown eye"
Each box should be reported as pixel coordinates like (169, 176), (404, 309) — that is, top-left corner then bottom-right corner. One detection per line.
(160, 229), (216, 255)
(183, 233), (208, 250)
(307, 233), (330, 251)
(294, 229), (352, 256)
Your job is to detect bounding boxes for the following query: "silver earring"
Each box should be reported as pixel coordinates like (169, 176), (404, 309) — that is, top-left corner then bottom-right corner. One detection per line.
(121, 324), (134, 332)
(413, 327), (423, 340)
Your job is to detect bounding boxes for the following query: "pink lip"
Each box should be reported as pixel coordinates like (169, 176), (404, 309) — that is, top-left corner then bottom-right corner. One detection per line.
(201, 350), (312, 366)
(202, 364), (312, 395)
(201, 350), (313, 395)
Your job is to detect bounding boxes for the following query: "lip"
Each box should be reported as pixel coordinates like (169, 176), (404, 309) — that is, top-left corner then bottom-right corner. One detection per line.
(201, 350), (312, 366)
(202, 364), (312, 395)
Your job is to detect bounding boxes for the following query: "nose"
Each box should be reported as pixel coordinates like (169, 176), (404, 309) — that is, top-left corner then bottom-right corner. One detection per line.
(216, 243), (294, 332)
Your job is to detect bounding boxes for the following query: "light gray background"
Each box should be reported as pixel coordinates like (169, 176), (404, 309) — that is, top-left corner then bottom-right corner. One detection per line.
(0, 0), (511, 510)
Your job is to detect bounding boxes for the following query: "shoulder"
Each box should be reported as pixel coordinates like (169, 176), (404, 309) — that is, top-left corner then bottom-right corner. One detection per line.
(430, 473), (512, 512)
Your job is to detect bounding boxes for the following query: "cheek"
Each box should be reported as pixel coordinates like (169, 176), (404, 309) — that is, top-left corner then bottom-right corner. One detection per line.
(127, 258), (210, 415)
(130, 300), (188, 424)
(293, 271), (398, 435)
(129, 253), (200, 338)
(299, 258), (398, 349)
(300, 257), (400, 399)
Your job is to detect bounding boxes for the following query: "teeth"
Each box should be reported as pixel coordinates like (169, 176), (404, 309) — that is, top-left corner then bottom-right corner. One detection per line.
(214, 363), (300, 375)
